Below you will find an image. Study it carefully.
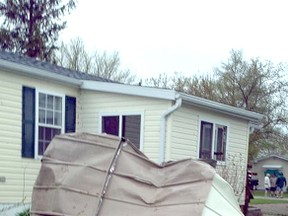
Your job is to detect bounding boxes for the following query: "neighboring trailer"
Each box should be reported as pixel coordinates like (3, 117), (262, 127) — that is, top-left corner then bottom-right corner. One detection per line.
(31, 133), (244, 216)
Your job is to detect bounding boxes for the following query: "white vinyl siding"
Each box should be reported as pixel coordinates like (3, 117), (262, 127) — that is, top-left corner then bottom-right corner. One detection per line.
(0, 70), (78, 203)
(79, 90), (171, 161)
(169, 105), (249, 161)
(167, 105), (199, 161)
(168, 104), (249, 204)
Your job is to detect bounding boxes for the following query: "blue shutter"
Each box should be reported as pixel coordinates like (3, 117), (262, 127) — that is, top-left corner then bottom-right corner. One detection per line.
(65, 96), (76, 133)
(22, 86), (35, 158)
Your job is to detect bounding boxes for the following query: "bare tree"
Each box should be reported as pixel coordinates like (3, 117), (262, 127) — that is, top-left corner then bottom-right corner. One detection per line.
(144, 73), (172, 88)
(55, 38), (136, 84)
(57, 38), (92, 72)
(92, 51), (136, 84)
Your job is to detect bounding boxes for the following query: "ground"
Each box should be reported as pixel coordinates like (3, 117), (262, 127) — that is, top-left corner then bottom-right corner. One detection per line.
(253, 203), (288, 216)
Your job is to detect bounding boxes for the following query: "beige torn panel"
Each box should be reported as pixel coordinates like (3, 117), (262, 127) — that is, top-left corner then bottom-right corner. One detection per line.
(31, 133), (243, 216)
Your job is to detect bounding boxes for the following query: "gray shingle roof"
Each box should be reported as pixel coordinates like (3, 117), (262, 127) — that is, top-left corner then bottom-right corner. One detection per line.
(0, 50), (115, 82)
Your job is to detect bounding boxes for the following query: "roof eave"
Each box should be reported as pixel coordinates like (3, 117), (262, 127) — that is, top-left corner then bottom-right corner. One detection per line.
(179, 92), (264, 125)
(255, 154), (288, 163)
(82, 82), (263, 125)
(2, 57), (263, 124)
(0, 58), (82, 87)
(81, 80), (177, 100)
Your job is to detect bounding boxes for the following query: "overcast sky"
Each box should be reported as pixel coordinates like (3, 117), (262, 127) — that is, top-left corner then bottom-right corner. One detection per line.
(60, 0), (288, 79)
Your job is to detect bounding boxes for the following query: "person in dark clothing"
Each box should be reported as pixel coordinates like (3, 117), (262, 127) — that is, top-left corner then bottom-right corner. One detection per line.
(270, 174), (277, 197)
(276, 172), (287, 198)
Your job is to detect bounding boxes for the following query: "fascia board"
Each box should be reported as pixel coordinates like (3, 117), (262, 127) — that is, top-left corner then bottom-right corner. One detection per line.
(179, 92), (264, 123)
(262, 165), (282, 169)
(256, 155), (288, 163)
(0, 59), (82, 86)
(82, 81), (263, 124)
(81, 80), (177, 100)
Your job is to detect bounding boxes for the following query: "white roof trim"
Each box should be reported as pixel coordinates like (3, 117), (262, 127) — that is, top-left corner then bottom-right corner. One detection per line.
(81, 81), (263, 124)
(262, 165), (282, 169)
(81, 80), (177, 100)
(255, 155), (288, 163)
(0, 58), (82, 86)
(179, 92), (263, 124)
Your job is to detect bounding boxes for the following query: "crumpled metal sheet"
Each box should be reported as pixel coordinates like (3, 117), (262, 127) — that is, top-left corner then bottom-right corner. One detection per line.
(31, 132), (216, 216)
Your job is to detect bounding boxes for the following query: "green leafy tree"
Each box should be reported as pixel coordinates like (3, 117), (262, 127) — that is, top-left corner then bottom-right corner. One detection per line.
(214, 50), (288, 159)
(0, 0), (76, 61)
(185, 50), (288, 160)
(145, 50), (288, 160)
(184, 75), (219, 101)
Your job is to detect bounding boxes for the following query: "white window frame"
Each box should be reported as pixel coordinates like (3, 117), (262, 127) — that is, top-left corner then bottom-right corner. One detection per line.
(35, 89), (65, 158)
(99, 112), (144, 151)
(197, 118), (229, 164)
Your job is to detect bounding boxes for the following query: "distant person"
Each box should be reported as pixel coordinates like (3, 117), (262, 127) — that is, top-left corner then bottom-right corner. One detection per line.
(264, 173), (270, 197)
(276, 172), (287, 198)
(270, 174), (277, 197)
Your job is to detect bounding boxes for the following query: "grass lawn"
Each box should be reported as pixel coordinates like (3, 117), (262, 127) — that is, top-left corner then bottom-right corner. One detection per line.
(250, 190), (288, 205)
(250, 198), (288, 205)
(252, 190), (288, 198)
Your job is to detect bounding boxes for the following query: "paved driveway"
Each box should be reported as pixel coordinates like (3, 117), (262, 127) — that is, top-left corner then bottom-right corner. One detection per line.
(253, 203), (288, 215)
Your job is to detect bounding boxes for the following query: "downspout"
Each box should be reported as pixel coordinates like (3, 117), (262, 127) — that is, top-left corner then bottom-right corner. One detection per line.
(159, 95), (182, 164)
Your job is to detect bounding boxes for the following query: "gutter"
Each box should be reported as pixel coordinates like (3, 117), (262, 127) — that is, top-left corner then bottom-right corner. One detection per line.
(159, 95), (182, 164)
(0, 59), (82, 87)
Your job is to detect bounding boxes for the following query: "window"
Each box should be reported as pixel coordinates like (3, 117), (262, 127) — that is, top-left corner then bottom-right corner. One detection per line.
(22, 86), (76, 158)
(101, 114), (142, 149)
(37, 93), (63, 155)
(199, 121), (227, 161)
